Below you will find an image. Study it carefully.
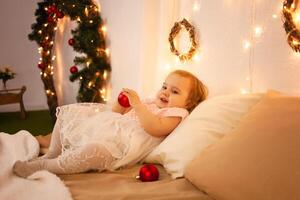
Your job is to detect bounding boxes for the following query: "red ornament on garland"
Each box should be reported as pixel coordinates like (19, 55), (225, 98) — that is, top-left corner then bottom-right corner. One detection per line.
(118, 92), (130, 108)
(47, 5), (57, 14)
(70, 66), (78, 74)
(68, 38), (75, 46)
(47, 16), (56, 24)
(38, 63), (46, 70)
(136, 164), (159, 182)
(56, 11), (64, 19)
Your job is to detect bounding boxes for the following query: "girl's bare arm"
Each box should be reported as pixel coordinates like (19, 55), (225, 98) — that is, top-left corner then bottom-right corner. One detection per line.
(122, 88), (181, 137)
(134, 104), (181, 137)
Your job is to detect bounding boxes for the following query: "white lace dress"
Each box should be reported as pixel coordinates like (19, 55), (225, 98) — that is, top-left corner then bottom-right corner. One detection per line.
(57, 99), (189, 170)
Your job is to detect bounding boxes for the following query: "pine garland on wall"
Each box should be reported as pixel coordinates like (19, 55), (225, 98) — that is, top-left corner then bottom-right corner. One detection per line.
(29, 0), (111, 122)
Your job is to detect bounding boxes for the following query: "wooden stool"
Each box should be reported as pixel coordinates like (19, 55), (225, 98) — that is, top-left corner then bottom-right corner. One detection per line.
(0, 86), (27, 119)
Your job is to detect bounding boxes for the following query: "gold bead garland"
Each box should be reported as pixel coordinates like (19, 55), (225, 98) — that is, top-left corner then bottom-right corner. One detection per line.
(283, 0), (300, 52)
(168, 18), (198, 62)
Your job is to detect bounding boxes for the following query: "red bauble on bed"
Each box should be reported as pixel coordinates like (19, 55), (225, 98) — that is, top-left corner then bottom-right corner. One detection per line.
(118, 92), (130, 107)
(137, 164), (159, 182)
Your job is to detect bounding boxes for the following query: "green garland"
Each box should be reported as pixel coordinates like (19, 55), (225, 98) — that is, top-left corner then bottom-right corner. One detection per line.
(29, 0), (111, 122)
(283, 0), (300, 52)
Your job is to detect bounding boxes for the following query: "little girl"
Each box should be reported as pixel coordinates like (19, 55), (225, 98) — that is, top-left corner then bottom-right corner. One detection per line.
(13, 70), (208, 178)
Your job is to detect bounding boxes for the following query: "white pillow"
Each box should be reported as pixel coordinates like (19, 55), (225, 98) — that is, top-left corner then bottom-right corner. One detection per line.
(144, 93), (263, 179)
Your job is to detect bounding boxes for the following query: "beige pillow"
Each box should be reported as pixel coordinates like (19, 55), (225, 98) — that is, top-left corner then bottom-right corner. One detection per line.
(185, 90), (300, 200)
(145, 93), (262, 178)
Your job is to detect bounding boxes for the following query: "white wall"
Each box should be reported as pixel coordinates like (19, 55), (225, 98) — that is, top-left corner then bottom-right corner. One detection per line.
(1, 0), (300, 113)
(0, 0), (48, 112)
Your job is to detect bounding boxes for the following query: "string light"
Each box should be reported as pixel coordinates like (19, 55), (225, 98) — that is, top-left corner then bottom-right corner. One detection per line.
(254, 26), (263, 37)
(240, 88), (249, 94)
(193, 1), (199, 11)
(103, 70), (108, 80)
(243, 40), (251, 50)
(101, 26), (107, 33)
(105, 48), (110, 56)
(294, 12), (300, 23)
(85, 7), (89, 16)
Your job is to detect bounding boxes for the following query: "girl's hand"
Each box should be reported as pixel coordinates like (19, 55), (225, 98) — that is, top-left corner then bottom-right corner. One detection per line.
(122, 88), (142, 108)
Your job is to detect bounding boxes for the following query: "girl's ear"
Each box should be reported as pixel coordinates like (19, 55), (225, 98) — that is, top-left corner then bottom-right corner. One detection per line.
(185, 99), (192, 111)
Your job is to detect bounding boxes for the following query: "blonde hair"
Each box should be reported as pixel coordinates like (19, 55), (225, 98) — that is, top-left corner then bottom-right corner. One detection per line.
(170, 70), (208, 112)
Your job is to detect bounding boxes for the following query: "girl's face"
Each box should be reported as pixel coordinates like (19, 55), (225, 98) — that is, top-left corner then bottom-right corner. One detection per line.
(155, 73), (192, 109)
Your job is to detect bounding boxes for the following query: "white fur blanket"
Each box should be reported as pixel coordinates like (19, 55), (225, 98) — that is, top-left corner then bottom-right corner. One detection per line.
(0, 130), (73, 200)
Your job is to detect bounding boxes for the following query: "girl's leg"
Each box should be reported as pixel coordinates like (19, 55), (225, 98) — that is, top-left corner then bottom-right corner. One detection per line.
(39, 119), (63, 159)
(13, 143), (115, 178)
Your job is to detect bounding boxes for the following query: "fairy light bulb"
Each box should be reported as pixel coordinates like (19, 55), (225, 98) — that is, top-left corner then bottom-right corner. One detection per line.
(243, 40), (251, 50)
(85, 7), (89, 16)
(89, 20), (93, 24)
(292, 40), (300, 45)
(101, 26), (107, 33)
(77, 17), (81, 22)
(193, 1), (199, 11)
(294, 13), (300, 23)
(103, 70), (108, 80)
(38, 30), (42, 34)
(240, 88), (249, 94)
(192, 53), (201, 62)
(105, 48), (110, 56)
(254, 26), (263, 37)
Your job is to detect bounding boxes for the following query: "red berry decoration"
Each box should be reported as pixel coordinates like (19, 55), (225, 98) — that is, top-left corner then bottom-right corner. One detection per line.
(47, 16), (56, 24)
(47, 5), (57, 14)
(68, 38), (75, 46)
(38, 63), (46, 70)
(56, 11), (64, 19)
(137, 164), (159, 182)
(70, 66), (78, 74)
(118, 92), (130, 108)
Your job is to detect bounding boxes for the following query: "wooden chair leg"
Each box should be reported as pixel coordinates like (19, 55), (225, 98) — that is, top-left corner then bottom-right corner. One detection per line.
(20, 100), (26, 119)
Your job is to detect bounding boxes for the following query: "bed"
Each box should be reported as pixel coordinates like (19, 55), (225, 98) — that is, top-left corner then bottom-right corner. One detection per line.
(2, 90), (300, 200)
(59, 164), (212, 200)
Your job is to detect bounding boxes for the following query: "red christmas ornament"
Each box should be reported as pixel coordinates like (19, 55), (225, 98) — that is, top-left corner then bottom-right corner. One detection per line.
(47, 16), (56, 24)
(70, 66), (78, 74)
(68, 38), (75, 46)
(137, 164), (159, 182)
(47, 5), (57, 14)
(118, 92), (130, 108)
(38, 63), (46, 70)
(56, 11), (64, 19)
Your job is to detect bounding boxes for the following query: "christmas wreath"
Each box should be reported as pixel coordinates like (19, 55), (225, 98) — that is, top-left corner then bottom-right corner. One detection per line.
(29, 0), (111, 122)
(282, 0), (300, 52)
(168, 18), (198, 62)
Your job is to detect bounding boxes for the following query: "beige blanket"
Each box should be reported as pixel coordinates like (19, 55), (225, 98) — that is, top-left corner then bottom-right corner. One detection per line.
(0, 130), (73, 200)
(60, 164), (213, 200)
